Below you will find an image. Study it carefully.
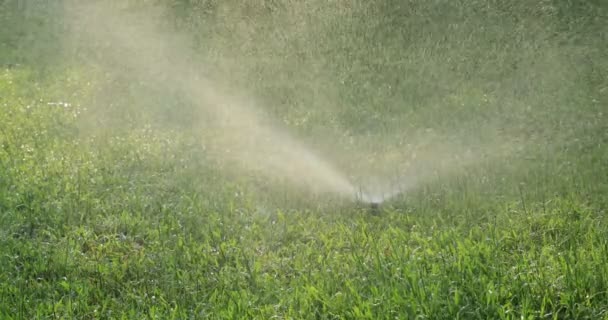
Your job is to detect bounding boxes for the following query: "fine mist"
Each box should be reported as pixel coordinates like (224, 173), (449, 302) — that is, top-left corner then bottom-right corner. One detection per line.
(67, 2), (359, 199)
(63, 1), (580, 205)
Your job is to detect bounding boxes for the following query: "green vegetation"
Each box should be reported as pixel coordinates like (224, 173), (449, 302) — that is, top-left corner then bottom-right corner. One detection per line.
(1, 0), (607, 318)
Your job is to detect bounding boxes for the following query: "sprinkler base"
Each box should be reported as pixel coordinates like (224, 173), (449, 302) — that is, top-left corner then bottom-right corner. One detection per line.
(370, 202), (380, 215)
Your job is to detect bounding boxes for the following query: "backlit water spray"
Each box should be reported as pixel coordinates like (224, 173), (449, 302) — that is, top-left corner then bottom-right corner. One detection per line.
(65, 2), (525, 208)
(67, 2), (370, 201)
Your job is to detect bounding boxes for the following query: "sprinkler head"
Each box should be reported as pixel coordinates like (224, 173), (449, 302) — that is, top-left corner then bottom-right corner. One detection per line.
(369, 202), (380, 215)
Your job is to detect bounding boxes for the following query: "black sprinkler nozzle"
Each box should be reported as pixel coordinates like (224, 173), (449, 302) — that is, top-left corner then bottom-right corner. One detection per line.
(370, 202), (380, 215)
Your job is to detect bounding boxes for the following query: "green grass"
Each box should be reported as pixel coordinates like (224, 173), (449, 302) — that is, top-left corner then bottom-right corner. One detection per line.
(1, 1), (608, 319)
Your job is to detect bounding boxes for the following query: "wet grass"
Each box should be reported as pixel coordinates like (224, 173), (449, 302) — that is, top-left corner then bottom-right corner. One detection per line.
(2, 63), (607, 320)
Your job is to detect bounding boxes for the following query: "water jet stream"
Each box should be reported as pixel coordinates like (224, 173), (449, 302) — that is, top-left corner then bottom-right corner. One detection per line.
(67, 2), (361, 199)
